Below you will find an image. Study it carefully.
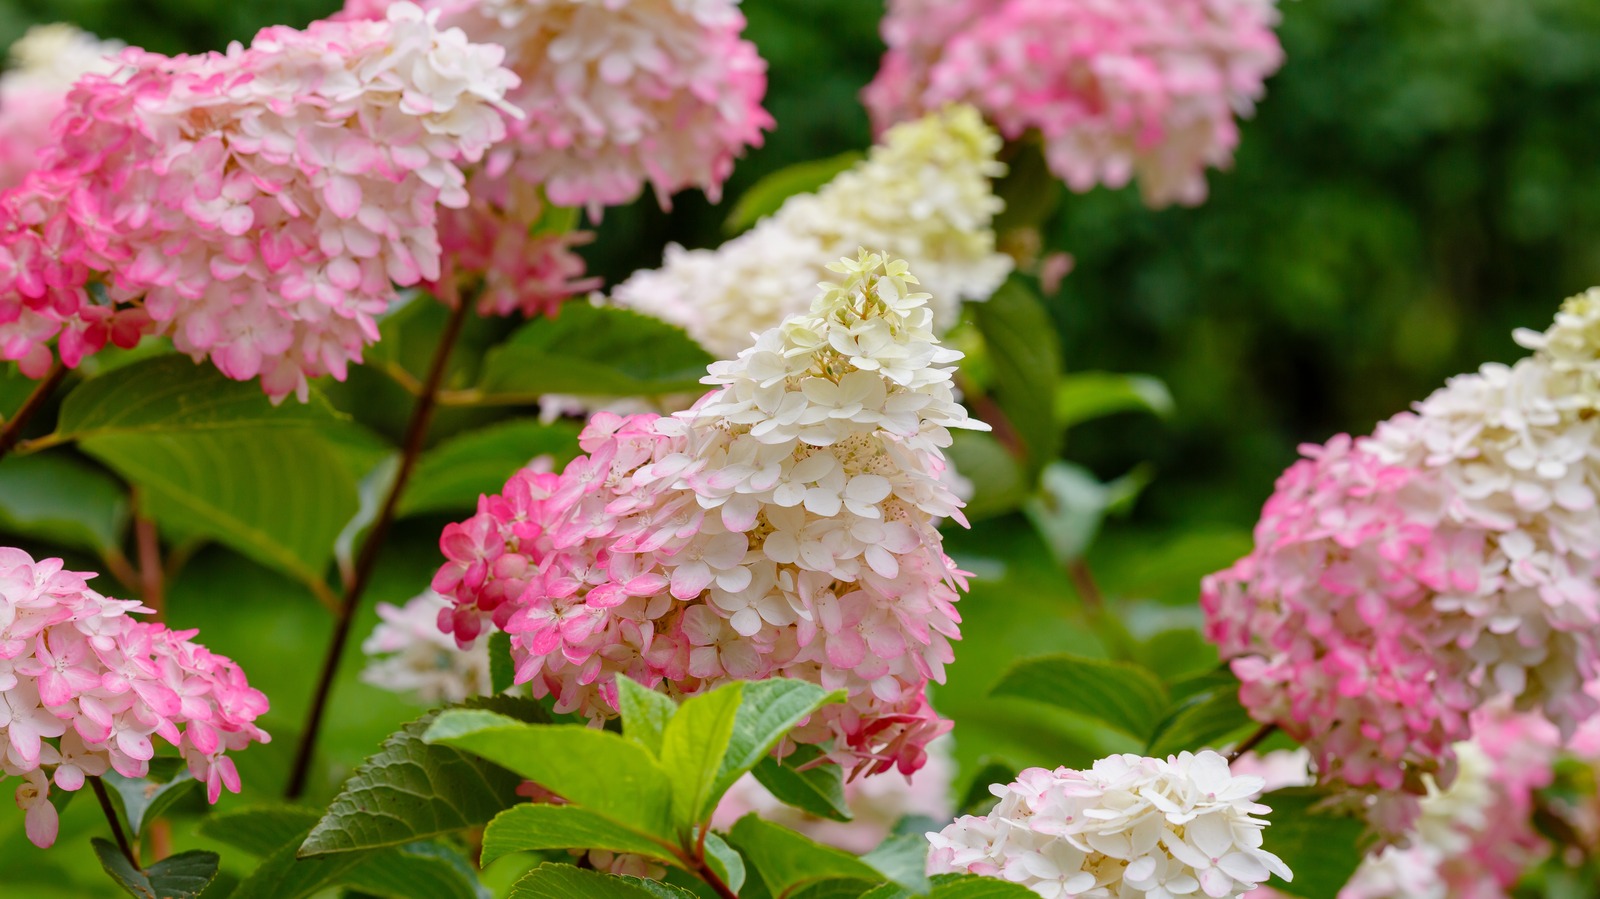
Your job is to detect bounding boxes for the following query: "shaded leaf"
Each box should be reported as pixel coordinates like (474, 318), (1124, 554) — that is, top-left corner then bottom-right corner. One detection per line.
(957, 760), (1017, 817)
(1146, 670), (1257, 757)
(228, 827), (369, 899)
(1257, 787), (1365, 899)
(1054, 372), (1174, 431)
(345, 840), (490, 899)
(972, 278), (1061, 480)
(480, 804), (680, 867)
(751, 745), (851, 823)
(724, 152), (863, 233)
(709, 679), (844, 815)
(730, 815), (882, 897)
(201, 806), (321, 857)
(862, 832), (930, 893)
(488, 630), (516, 696)
(661, 682), (744, 827)
(299, 697), (549, 856)
(400, 420), (581, 518)
(477, 305), (714, 400)
(991, 654), (1169, 742)
(92, 841), (218, 899)
(102, 769), (199, 838)
(944, 431), (1028, 521)
(508, 863), (674, 899)
(0, 452), (127, 554)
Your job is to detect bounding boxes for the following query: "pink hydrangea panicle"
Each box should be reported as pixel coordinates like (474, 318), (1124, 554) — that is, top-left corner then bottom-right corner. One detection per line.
(927, 750), (1293, 898)
(865, 0), (1285, 207)
(0, 25), (124, 193)
(0, 548), (269, 848)
(341, 0), (773, 218)
(0, 3), (521, 400)
(434, 251), (988, 776)
(1204, 289), (1600, 836)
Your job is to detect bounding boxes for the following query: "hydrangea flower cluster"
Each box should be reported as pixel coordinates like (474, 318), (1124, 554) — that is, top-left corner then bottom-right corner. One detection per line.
(863, 0), (1285, 207)
(342, 0), (772, 217)
(926, 750), (1293, 898)
(0, 25), (123, 193)
(611, 105), (1011, 357)
(1202, 289), (1600, 833)
(361, 590), (490, 705)
(434, 251), (987, 775)
(0, 548), (269, 849)
(0, 3), (519, 400)
(713, 737), (956, 854)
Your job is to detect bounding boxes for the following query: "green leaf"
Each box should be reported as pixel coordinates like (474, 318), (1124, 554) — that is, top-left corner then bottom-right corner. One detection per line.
(508, 863), (676, 899)
(488, 630), (516, 696)
(709, 679), (845, 814)
(944, 431), (1028, 521)
(1022, 461), (1153, 566)
(1145, 671), (1257, 757)
(617, 674), (680, 756)
(92, 841), (218, 899)
(751, 745), (852, 823)
(1054, 372), (1174, 431)
(345, 841), (490, 899)
(102, 769), (199, 838)
(299, 698), (547, 856)
(55, 355), (335, 441)
(228, 828), (370, 899)
(990, 654), (1169, 742)
(400, 419), (581, 517)
(861, 833), (930, 893)
(703, 831), (746, 895)
(957, 760), (1017, 817)
(730, 816), (882, 898)
(201, 806), (322, 857)
(992, 139), (1063, 235)
(789, 881), (884, 899)
(972, 278), (1061, 481)
(661, 681), (744, 827)
(928, 873), (1043, 897)
(1257, 787), (1366, 899)
(724, 151), (864, 233)
(480, 804), (680, 867)
(619, 876), (701, 899)
(0, 453), (127, 554)
(477, 305), (715, 400)
(423, 710), (675, 838)
(82, 429), (356, 585)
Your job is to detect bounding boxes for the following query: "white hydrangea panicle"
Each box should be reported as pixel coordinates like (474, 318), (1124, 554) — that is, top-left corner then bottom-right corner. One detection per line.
(610, 105), (1012, 357)
(361, 590), (491, 704)
(928, 750), (1292, 899)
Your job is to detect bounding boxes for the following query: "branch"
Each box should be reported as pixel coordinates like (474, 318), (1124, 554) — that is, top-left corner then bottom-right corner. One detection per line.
(284, 293), (473, 800)
(1225, 723), (1279, 763)
(91, 776), (139, 871)
(0, 360), (68, 463)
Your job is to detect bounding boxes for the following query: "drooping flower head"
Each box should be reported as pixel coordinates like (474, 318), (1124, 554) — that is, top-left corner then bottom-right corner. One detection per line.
(865, 0), (1284, 207)
(361, 589), (491, 705)
(611, 104), (1012, 357)
(926, 750), (1294, 898)
(342, 0), (772, 217)
(434, 251), (988, 776)
(0, 25), (123, 193)
(0, 3), (520, 400)
(0, 548), (269, 849)
(1203, 289), (1600, 835)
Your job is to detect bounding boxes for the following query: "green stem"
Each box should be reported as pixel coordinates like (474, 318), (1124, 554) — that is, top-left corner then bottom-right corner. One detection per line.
(0, 360), (67, 462)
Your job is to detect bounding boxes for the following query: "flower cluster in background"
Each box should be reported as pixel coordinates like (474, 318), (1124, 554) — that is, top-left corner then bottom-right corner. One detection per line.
(927, 750), (1293, 898)
(1203, 289), (1600, 835)
(714, 737), (956, 854)
(865, 0), (1284, 207)
(361, 590), (490, 705)
(340, 0), (772, 217)
(0, 24), (122, 194)
(434, 252), (986, 776)
(611, 104), (1011, 358)
(0, 3), (519, 400)
(0, 548), (269, 848)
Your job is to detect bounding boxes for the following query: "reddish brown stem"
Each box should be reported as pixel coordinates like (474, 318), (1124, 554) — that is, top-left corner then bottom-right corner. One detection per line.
(134, 508), (164, 620)
(0, 360), (67, 462)
(91, 776), (139, 871)
(284, 294), (472, 800)
(1226, 723), (1279, 763)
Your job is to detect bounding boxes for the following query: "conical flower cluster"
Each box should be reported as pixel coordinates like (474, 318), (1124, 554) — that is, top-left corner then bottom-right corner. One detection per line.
(1203, 290), (1600, 834)
(0, 25), (123, 193)
(612, 105), (1011, 357)
(434, 251), (987, 774)
(864, 0), (1284, 207)
(0, 3), (520, 400)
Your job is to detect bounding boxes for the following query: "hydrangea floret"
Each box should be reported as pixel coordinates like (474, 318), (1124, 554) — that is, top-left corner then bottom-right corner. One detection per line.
(0, 2), (520, 400)
(0, 548), (269, 849)
(0, 24), (123, 193)
(611, 104), (1011, 357)
(1202, 289), (1600, 834)
(361, 589), (490, 705)
(864, 0), (1284, 207)
(926, 750), (1293, 898)
(433, 251), (987, 775)
(341, 0), (773, 217)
